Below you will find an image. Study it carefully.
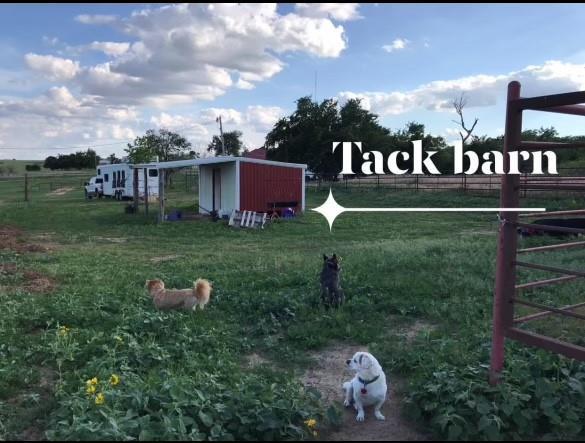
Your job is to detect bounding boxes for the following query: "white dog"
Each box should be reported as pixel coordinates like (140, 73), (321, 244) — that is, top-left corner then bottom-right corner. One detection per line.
(343, 351), (388, 422)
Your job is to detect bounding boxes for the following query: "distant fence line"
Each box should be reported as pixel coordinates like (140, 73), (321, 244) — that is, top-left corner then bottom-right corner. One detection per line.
(0, 169), (199, 202)
(3, 168), (585, 202)
(307, 167), (585, 196)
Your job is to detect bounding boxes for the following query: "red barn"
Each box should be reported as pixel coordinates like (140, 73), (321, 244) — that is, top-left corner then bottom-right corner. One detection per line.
(196, 156), (306, 217)
(243, 147), (267, 160)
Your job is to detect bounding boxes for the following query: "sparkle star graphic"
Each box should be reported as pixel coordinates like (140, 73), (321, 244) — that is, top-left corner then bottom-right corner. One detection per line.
(311, 188), (545, 231)
(311, 189), (345, 231)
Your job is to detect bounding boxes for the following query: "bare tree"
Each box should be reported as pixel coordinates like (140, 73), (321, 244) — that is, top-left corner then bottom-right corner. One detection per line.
(452, 93), (478, 144)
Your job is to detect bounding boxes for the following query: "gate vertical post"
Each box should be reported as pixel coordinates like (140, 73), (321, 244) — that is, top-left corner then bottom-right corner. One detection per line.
(24, 173), (29, 202)
(144, 168), (149, 216)
(490, 81), (523, 385)
(133, 168), (139, 212)
(158, 169), (165, 223)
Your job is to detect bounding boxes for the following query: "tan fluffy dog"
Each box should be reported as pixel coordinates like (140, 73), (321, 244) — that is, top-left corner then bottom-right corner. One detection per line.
(145, 278), (212, 311)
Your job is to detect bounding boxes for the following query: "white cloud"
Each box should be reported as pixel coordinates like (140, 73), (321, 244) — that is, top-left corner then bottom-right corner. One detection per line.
(245, 105), (284, 130)
(444, 128), (461, 137)
(0, 86), (142, 159)
(111, 125), (136, 140)
(75, 14), (118, 25)
(147, 105), (285, 154)
(236, 78), (255, 90)
(150, 112), (209, 138)
(25, 3), (351, 108)
(339, 60), (585, 116)
(105, 107), (138, 122)
(24, 53), (80, 81)
(199, 108), (244, 125)
(88, 41), (131, 57)
(294, 3), (362, 21)
(382, 38), (409, 53)
(42, 36), (59, 46)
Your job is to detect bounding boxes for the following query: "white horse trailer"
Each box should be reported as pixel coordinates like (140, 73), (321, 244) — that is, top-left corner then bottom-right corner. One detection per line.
(90, 163), (159, 200)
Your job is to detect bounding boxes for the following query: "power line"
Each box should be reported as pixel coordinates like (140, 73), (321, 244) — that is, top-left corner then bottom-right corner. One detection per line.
(0, 141), (132, 151)
(0, 123), (215, 154)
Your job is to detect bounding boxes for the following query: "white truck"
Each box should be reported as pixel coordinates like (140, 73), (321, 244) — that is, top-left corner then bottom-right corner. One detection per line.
(84, 163), (159, 200)
(84, 176), (104, 199)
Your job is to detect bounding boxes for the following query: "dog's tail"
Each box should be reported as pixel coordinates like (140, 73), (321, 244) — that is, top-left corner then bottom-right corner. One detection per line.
(194, 278), (212, 300)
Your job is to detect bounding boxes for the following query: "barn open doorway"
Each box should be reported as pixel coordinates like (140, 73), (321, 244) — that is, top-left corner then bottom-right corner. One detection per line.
(212, 167), (221, 212)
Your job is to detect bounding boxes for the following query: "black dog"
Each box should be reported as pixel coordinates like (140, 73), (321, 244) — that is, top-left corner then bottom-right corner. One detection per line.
(320, 254), (344, 308)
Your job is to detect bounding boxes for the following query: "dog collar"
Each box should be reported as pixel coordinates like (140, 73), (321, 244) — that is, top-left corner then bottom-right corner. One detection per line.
(358, 375), (379, 394)
(358, 375), (380, 386)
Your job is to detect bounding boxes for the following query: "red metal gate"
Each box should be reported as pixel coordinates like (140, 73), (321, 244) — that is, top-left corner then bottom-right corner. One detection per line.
(490, 81), (585, 385)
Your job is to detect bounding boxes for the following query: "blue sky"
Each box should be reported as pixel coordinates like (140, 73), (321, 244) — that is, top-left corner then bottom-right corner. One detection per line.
(2, 3), (585, 160)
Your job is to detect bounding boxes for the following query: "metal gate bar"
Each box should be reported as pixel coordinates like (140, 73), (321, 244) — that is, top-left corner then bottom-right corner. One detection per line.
(490, 81), (585, 385)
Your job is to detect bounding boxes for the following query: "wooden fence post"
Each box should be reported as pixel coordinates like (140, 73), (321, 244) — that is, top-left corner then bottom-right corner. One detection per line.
(133, 168), (139, 212)
(144, 168), (149, 216)
(24, 173), (29, 202)
(158, 169), (165, 223)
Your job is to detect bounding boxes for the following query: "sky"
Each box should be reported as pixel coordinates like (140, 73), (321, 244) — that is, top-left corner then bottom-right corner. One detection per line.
(2, 3), (585, 160)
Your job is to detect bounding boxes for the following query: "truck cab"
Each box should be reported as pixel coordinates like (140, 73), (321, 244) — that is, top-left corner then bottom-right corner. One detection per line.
(84, 177), (103, 199)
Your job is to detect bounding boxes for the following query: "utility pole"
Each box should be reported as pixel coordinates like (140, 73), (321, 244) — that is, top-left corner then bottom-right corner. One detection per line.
(217, 116), (225, 156)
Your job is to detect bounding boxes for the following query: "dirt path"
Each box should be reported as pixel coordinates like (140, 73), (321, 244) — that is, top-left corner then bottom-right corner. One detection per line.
(302, 326), (433, 441)
(46, 187), (74, 196)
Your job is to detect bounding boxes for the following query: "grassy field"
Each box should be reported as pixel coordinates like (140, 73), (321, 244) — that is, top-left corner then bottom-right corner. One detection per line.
(0, 160), (47, 175)
(0, 180), (584, 441)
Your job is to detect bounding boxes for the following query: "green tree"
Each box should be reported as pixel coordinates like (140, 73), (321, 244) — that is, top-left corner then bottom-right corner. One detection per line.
(207, 130), (243, 156)
(43, 149), (99, 170)
(125, 129), (193, 187)
(125, 129), (192, 164)
(264, 96), (439, 177)
(265, 97), (340, 177)
(108, 153), (121, 164)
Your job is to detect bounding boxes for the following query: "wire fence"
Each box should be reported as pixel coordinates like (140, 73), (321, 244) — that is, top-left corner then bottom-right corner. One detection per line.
(306, 167), (585, 198)
(2, 167), (585, 204)
(0, 169), (200, 203)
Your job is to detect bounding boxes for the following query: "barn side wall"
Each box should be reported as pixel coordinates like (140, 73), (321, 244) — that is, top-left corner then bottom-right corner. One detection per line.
(239, 163), (303, 213)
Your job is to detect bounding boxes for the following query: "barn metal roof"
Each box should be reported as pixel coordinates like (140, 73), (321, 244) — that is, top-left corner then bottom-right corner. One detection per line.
(133, 156), (307, 170)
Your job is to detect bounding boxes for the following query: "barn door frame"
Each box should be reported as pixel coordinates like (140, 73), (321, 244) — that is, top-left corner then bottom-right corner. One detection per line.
(212, 167), (221, 212)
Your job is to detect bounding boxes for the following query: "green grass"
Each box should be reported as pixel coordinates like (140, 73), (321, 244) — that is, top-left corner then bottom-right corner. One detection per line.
(0, 159), (95, 176)
(0, 182), (584, 440)
(0, 160), (47, 175)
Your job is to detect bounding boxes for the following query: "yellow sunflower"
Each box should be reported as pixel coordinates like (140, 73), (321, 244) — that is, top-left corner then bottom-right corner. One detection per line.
(304, 418), (317, 428)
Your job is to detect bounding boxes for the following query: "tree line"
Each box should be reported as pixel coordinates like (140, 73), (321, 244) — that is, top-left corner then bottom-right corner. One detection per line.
(42, 96), (585, 175)
(264, 96), (584, 176)
(43, 149), (100, 170)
